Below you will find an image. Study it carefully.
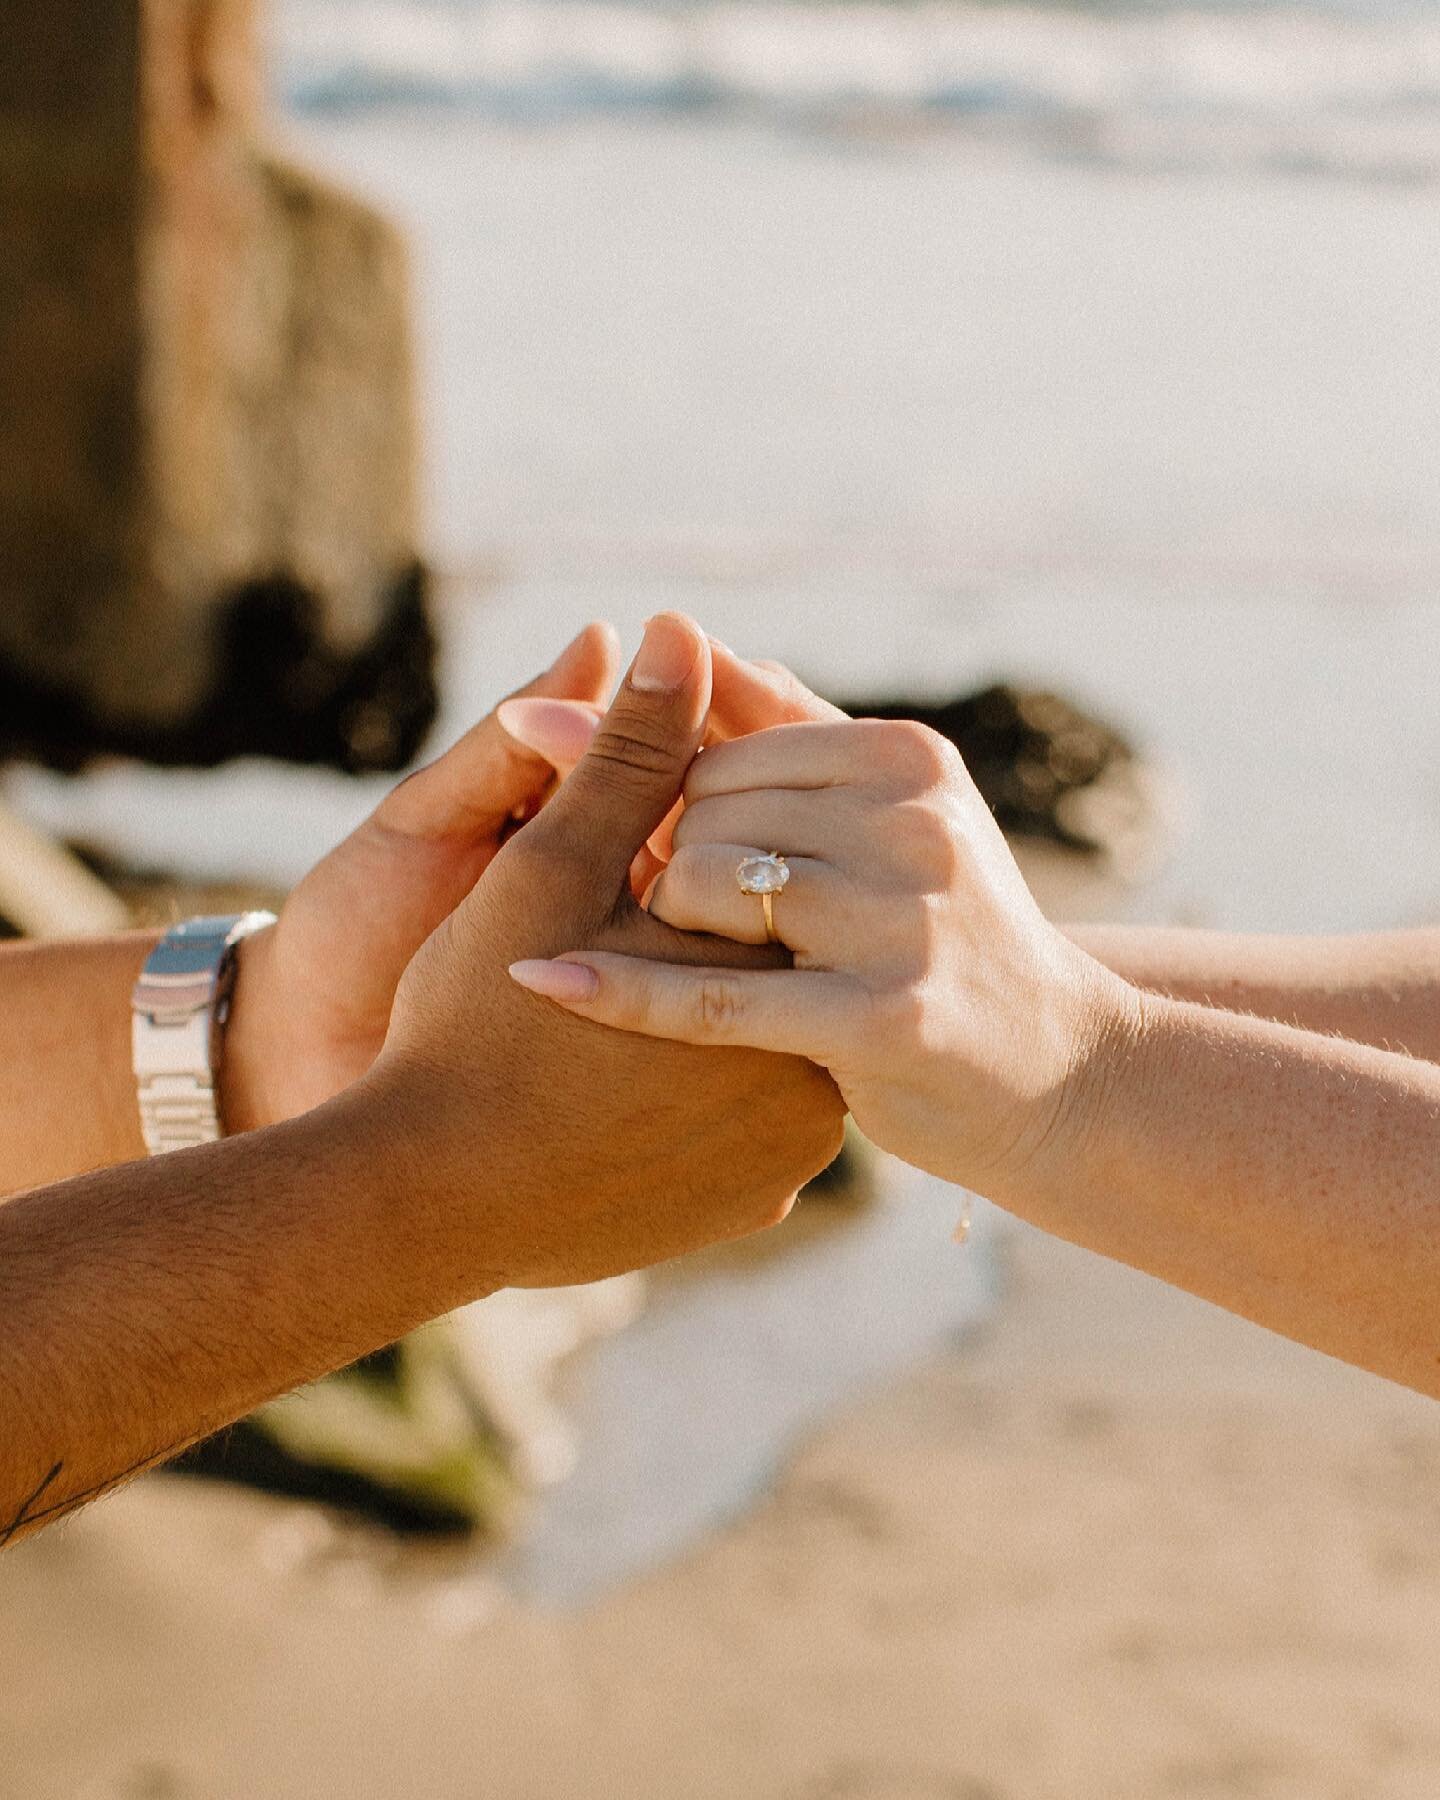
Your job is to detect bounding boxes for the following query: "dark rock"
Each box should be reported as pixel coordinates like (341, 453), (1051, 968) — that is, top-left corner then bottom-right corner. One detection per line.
(839, 682), (1142, 855)
(0, 565), (438, 773)
(170, 1419), (480, 1539)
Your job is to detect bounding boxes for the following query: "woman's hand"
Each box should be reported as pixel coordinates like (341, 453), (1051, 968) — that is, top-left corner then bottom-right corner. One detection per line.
(223, 623), (620, 1130)
(509, 712), (1140, 1203)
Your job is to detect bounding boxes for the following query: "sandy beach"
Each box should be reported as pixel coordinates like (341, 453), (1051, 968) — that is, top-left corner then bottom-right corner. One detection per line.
(8, 1217), (1440, 1800)
(5, 98), (1440, 1798)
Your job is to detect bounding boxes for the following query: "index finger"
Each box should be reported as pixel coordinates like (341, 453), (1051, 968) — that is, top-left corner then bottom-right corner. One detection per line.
(645, 649), (841, 862)
(683, 719), (883, 806)
(707, 643), (846, 739)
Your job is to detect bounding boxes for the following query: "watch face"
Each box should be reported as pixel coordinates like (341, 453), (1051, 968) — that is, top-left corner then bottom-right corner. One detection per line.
(133, 913), (275, 1029)
(143, 923), (234, 980)
(133, 918), (241, 1020)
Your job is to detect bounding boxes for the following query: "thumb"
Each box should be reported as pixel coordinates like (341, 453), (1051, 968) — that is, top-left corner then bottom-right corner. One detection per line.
(496, 696), (606, 780)
(530, 613), (712, 889)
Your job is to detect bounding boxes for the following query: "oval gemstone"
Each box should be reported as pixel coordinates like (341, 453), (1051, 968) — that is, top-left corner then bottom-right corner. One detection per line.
(737, 854), (790, 894)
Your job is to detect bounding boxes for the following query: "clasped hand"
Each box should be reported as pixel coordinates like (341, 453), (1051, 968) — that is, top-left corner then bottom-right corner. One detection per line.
(506, 624), (1138, 1211)
(234, 607), (1131, 1299)
(232, 612), (845, 1299)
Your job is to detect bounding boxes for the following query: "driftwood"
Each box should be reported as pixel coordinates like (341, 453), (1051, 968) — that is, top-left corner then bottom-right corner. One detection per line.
(0, 0), (437, 773)
(0, 802), (129, 939)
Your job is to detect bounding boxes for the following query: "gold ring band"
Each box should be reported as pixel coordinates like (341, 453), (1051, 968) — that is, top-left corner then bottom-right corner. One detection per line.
(761, 889), (779, 944)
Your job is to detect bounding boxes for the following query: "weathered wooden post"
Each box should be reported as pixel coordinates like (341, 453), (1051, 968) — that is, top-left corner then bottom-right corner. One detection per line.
(0, 0), (437, 773)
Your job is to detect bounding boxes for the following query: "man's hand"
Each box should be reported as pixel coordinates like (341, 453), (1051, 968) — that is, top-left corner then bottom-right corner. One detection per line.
(495, 640), (844, 890)
(371, 614), (847, 1290)
(222, 623), (620, 1130)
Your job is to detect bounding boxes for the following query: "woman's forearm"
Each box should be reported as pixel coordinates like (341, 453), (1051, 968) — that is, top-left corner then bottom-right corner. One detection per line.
(1022, 993), (1440, 1398)
(1068, 925), (1440, 1063)
(0, 929), (285, 1198)
(0, 934), (159, 1195)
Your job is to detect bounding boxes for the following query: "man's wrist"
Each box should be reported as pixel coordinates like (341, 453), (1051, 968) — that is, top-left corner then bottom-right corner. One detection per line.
(346, 1056), (513, 1307)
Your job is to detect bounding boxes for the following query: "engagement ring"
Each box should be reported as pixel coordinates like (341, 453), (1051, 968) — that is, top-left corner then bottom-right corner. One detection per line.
(736, 852), (789, 944)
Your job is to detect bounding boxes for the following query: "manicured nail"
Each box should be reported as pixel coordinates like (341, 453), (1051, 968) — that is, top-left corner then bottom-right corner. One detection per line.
(496, 698), (543, 747)
(497, 697), (600, 766)
(632, 613), (699, 693)
(509, 959), (600, 1003)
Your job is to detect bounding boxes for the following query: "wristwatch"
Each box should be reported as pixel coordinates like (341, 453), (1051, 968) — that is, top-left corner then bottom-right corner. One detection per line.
(130, 912), (278, 1155)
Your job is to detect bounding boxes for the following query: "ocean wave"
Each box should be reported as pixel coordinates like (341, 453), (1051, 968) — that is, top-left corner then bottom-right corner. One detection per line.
(277, 0), (1440, 178)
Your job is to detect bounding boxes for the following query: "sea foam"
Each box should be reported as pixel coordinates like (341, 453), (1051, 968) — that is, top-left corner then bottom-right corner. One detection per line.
(279, 0), (1440, 179)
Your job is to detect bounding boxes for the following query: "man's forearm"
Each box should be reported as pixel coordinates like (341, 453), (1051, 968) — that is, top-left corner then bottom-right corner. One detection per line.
(0, 1083), (484, 1549)
(1018, 995), (1440, 1398)
(1069, 925), (1440, 1063)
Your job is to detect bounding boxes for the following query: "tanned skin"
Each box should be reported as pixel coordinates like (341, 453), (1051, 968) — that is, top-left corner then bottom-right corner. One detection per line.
(0, 617), (844, 1548)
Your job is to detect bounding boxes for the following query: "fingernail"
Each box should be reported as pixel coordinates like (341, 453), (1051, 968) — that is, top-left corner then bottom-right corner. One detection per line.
(498, 697), (600, 765)
(632, 614), (699, 693)
(509, 958), (600, 1003)
(497, 698), (542, 747)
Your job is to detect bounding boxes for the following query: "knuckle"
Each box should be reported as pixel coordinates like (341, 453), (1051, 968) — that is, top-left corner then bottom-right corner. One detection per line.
(739, 1072), (846, 1229)
(682, 742), (734, 805)
(663, 842), (700, 885)
(668, 800), (716, 851)
(800, 1085), (848, 1169)
(875, 981), (929, 1043)
(913, 806), (964, 884)
(661, 844), (712, 909)
(647, 851), (694, 925)
(873, 718), (959, 787)
(586, 711), (682, 782)
(880, 800), (961, 887)
(696, 972), (747, 1036)
(753, 1187), (799, 1232)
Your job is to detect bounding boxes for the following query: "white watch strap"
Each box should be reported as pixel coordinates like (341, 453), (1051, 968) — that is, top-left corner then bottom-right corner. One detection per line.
(131, 912), (277, 1156)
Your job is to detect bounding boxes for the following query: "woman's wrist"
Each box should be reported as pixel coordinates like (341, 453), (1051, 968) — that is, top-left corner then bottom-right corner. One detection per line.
(988, 960), (1154, 1225)
(215, 922), (282, 1135)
